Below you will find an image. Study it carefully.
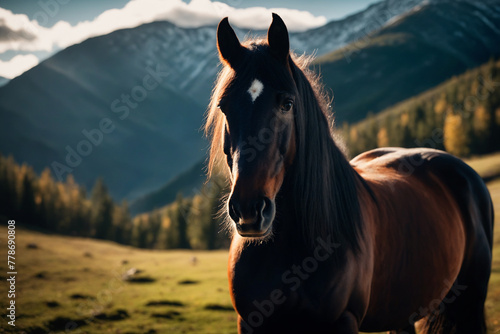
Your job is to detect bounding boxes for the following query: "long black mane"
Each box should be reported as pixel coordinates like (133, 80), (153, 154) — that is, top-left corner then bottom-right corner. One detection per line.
(285, 56), (363, 251)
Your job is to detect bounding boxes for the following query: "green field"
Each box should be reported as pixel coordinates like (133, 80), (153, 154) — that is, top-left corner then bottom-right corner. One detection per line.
(0, 231), (235, 334)
(1, 154), (500, 334)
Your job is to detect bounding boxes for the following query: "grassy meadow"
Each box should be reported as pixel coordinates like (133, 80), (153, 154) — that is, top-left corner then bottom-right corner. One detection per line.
(0, 231), (235, 334)
(1, 153), (500, 334)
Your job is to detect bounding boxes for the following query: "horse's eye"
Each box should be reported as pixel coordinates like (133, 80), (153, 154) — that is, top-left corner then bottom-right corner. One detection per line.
(281, 100), (293, 113)
(217, 98), (225, 110)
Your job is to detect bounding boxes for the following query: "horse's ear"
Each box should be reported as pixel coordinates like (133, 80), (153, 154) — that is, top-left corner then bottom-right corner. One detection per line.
(217, 17), (244, 67)
(267, 13), (290, 63)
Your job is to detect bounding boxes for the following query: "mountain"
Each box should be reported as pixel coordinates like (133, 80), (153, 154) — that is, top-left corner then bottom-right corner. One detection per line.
(315, 0), (500, 123)
(129, 159), (206, 214)
(341, 58), (500, 157)
(0, 76), (8, 87)
(290, 0), (425, 56)
(0, 23), (207, 199)
(0, 0), (430, 201)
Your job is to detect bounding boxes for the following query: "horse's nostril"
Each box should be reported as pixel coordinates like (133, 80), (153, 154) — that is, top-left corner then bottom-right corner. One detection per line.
(254, 197), (266, 215)
(261, 197), (274, 220)
(229, 199), (241, 222)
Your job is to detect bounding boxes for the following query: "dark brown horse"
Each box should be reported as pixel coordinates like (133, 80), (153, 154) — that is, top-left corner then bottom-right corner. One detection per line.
(205, 14), (494, 334)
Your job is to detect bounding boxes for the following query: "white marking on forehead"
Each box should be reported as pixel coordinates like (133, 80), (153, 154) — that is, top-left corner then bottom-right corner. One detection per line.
(247, 79), (264, 103)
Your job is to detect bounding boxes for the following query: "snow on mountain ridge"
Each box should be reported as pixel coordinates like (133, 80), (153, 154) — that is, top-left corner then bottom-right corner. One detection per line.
(100, 0), (429, 105)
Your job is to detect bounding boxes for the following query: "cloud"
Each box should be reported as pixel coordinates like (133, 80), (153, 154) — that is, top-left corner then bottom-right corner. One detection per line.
(0, 54), (39, 79)
(0, 9), (37, 42)
(152, 0), (327, 31)
(0, 0), (326, 53)
(0, 0), (326, 78)
(0, 22), (36, 42)
(0, 8), (54, 53)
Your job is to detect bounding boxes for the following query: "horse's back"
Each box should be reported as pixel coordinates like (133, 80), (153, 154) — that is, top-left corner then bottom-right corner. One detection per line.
(352, 147), (493, 249)
(352, 147), (493, 332)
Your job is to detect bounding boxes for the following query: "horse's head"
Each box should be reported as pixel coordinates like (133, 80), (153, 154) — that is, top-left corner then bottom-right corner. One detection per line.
(213, 14), (297, 238)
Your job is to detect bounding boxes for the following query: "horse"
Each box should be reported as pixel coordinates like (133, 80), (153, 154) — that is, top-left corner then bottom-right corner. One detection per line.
(205, 13), (494, 334)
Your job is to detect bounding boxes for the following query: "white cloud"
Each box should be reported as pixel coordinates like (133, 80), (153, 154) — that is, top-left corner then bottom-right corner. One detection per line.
(0, 54), (39, 79)
(152, 0), (327, 31)
(0, 0), (326, 78)
(0, 0), (326, 51)
(0, 8), (57, 53)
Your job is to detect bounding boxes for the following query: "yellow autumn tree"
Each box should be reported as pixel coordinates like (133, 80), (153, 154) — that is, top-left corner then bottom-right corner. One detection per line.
(444, 111), (469, 157)
(377, 127), (389, 147)
(400, 112), (409, 127)
(434, 96), (448, 115)
(349, 127), (358, 142)
(473, 104), (490, 134)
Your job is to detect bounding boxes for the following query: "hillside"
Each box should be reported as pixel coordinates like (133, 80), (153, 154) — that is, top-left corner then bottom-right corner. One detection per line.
(0, 225), (234, 334)
(1, 151), (499, 333)
(289, 0), (425, 59)
(0, 153), (229, 251)
(0, 76), (8, 87)
(129, 159), (206, 215)
(316, 0), (500, 124)
(342, 58), (500, 158)
(0, 22), (208, 199)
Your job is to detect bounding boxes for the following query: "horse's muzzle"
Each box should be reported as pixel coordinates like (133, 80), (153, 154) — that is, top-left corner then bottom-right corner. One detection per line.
(229, 196), (275, 237)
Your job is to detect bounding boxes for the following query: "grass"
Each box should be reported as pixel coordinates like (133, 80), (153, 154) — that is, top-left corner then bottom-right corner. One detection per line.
(465, 152), (500, 180)
(486, 177), (500, 332)
(0, 231), (235, 333)
(1, 152), (500, 334)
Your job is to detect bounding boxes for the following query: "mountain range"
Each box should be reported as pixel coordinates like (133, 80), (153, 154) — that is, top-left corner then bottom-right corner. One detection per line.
(318, 0), (500, 123)
(1, 0), (499, 206)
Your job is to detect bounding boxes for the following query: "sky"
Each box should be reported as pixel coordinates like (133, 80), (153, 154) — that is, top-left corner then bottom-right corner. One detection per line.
(0, 0), (378, 79)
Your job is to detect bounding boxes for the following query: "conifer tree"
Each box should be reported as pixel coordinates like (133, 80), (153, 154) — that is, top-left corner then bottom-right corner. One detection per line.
(91, 178), (114, 239)
(19, 167), (37, 224)
(174, 193), (191, 249)
(113, 200), (132, 245)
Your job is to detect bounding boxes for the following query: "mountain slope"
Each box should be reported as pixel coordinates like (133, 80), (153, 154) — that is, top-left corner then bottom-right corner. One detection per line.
(316, 0), (500, 123)
(0, 24), (207, 199)
(0, 76), (8, 87)
(342, 58), (500, 157)
(290, 0), (424, 56)
(129, 159), (206, 214)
